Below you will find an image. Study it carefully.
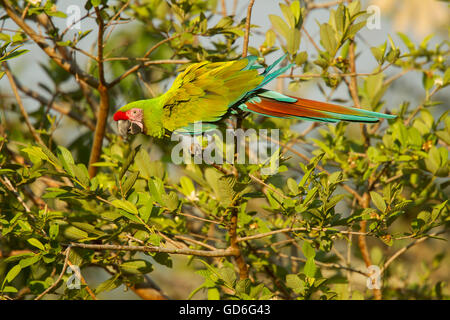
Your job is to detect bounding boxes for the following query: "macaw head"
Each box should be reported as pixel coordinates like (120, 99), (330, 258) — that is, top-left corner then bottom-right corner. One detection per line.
(113, 102), (144, 138)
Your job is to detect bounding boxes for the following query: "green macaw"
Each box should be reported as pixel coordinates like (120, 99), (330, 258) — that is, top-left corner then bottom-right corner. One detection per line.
(113, 55), (395, 138)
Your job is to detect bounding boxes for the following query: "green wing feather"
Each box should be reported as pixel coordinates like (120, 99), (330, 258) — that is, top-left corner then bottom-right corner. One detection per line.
(160, 58), (263, 132)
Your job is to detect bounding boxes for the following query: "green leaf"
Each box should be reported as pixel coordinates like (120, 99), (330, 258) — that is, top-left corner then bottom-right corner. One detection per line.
(304, 258), (317, 278)
(122, 171), (140, 196)
(0, 48), (29, 63)
(348, 0), (361, 17)
(2, 286), (18, 293)
(153, 252), (172, 268)
(205, 168), (236, 206)
(398, 32), (415, 52)
(111, 199), (138, 215)
(302, 241), (316, 259)
(208, 288), (220, 300)
(119, 259), (153, 275)
(180, 176), (195, 199)
(56, 40), (72, 47)
(235, 278), (251, 295)
(295, 51), (308, 66)
(22, 146), (49, 163)
(264, 29), (276, 48)
(63, 226), (89, 240)
(290, 1), (302, 26)
(91, 161), (117, 167)
(443, 68), (450, 85)
(5, 264), (22, 283)
(269, 14), (290, 40)
(72, 163), (90, 187)
(344, 21), (366, 41)
(49, 223), (59, 240)
(71, 222), (105, 237)
(57, 146), (75, 176)
(120, 144), (142, 179)
(0, 33), (10, 41)
(287, 178), (299, 194)
(47, 11), (67, 18)
(95, 274), (121, 295)
(138, 198), (153, 222)
(286, 274), (302, 290)
(303, 186), (318, 205)
(320, 23), (338, 55)
(19, 255), (41, 268)
(161, 191), (179, 211)
(91, 0), (101, 7)
(148, 177), (164, 204)
(219, 267), (236, 287)
(326, 194), (346, 211)
(280, 3), (296, 28)
(370, 191), (386, 212)
(287, 28), (301, 55)
(27, 238), (45, 251)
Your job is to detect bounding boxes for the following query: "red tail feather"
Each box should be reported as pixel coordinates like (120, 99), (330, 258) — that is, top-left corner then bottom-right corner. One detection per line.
(246, 97), (335, 119)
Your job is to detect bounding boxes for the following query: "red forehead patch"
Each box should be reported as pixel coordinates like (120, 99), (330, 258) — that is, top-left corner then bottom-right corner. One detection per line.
(113, 111), (128, 121)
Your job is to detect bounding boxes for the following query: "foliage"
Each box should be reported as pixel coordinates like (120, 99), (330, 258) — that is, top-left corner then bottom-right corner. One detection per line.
(0, 0), (449, 300)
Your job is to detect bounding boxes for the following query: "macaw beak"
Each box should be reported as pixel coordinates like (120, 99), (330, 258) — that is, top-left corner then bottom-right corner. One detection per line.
(117, 119), (131, 139)
(117, 119), (143, 139)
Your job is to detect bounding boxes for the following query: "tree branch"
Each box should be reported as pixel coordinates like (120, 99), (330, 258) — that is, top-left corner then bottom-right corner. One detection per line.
(107, 34), (183, 88)
(108, 59), (188, 88)
(88, 7), (110, 178)
(228, 207), (249, 279)
(242, 0), (256, 58)
(1, 0), (99, 88)
(3, 63), (44, 145)
(13, 75), (96, 132)
(67, 243), (237, 257)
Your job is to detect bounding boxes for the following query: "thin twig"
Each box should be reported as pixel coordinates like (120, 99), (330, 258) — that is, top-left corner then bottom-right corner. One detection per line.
(103, 0), (132, 43)
(66, 260), (97, 300)
(249, 173), (289, 199)
(108, 35), (182, 88)
(4, 63), (44, 145)
(35, 246), (71, 300)
(1, 0), (99, 88)
(221, 0), (227, 17)
(0, 175), (31, 213)
(178, 212), (222, 225)
(380, 231), (445, 275)
(15, 78), (96, 131)
(256, 250), (367, 276)
(237, 226), (367, 242)
(307, 0), (345, 9)
(174, 235), (218, 251)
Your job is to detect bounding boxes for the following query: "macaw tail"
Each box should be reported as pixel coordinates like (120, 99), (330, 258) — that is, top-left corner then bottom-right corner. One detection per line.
(239, 55), (395, 123)
(239, 90), (396, 123)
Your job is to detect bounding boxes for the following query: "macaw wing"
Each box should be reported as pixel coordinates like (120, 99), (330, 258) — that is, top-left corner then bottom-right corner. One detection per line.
(161, 58), (263, 132)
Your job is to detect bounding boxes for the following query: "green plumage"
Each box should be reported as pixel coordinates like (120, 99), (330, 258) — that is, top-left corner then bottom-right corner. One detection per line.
(115, 55), (395, 137)
(116, 58), (264, 137)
